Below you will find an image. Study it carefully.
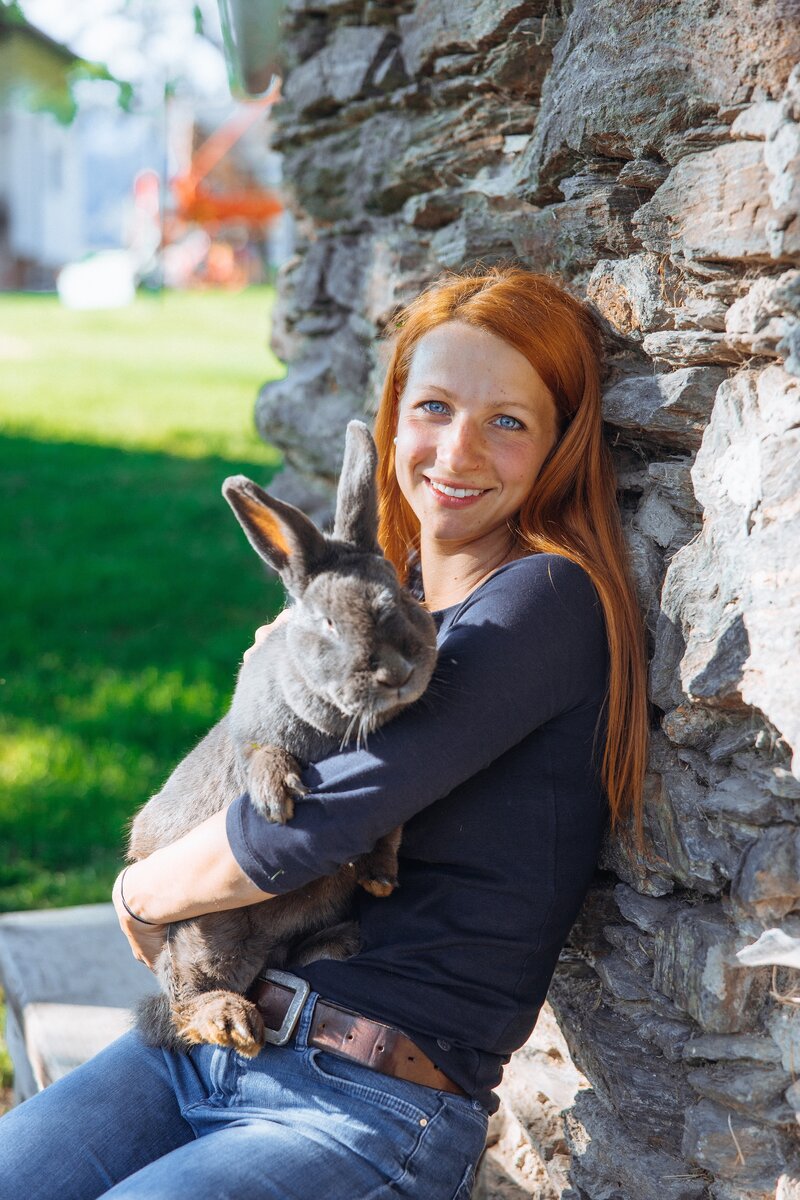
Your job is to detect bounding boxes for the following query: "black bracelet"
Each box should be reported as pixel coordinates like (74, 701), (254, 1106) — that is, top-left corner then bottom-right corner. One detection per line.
(119, 866), (160, 926)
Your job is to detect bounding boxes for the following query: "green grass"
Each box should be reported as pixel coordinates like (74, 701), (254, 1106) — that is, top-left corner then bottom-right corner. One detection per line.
(0, 988), (11, 1090)
(0, 288), (281, 460)
(0, 288), (287, 912)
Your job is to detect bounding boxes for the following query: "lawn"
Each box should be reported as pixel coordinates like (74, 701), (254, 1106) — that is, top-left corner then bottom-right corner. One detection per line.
(0, 287), (287, 913)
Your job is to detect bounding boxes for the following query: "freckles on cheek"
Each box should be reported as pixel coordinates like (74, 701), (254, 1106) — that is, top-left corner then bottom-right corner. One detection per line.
(505, 455), (533, 488)
(397, 427), (430, 463)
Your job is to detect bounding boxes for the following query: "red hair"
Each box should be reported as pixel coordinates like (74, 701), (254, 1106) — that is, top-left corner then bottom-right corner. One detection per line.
(374, 265), (649, 841)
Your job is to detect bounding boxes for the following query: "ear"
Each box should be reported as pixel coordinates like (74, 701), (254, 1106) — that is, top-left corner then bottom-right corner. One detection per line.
(332, 420), (380, 551)
(222, 476), (329, 591)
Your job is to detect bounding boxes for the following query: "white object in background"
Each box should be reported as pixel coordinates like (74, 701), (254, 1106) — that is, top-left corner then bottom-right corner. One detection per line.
(736, 927), (800, 968)
(57, 250), (136, 310)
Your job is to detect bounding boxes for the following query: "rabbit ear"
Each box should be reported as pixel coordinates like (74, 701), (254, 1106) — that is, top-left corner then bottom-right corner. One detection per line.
(222, 476), (329, 590)
(332, 420), (380, 551)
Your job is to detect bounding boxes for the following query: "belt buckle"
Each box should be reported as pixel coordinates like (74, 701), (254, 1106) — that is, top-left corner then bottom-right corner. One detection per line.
(257, 968), (311, 1046)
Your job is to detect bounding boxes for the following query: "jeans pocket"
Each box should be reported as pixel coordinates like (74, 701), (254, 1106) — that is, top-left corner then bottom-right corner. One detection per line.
(305, 1048), (437, 1123)
(452, 1162), (476, 1199)
(436, 1088), (490, 1137)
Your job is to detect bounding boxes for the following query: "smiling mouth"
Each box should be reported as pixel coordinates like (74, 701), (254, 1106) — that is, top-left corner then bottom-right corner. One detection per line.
(425, 478), (489, 499)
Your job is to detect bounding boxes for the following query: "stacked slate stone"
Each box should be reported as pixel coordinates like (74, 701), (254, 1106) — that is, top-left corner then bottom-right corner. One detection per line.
(256, 2), (800, 1197)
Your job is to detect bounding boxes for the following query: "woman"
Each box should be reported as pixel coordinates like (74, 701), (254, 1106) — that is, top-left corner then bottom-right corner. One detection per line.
(0, 265), (649, 1199)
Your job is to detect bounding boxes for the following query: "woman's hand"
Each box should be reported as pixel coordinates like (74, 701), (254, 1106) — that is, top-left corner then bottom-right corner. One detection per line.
(243, 608), (291, 664)
(112, 866), (169, 971)
(111, 811), (275, 972)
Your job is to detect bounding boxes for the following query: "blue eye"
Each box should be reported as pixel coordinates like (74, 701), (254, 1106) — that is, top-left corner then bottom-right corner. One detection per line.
(417, 400), (522, 429)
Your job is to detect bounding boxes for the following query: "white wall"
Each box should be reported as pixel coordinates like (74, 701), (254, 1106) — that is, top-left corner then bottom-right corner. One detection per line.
(4, 107), (84, 270)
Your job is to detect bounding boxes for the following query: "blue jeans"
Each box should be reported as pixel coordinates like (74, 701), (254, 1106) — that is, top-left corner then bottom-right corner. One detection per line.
(0, 989), (488, 1199)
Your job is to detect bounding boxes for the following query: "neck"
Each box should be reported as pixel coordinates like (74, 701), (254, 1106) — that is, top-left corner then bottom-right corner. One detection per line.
(419, 529), (521, 612)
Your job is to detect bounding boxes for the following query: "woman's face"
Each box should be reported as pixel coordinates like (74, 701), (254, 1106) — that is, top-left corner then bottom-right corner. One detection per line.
(394, 320), (559, 556)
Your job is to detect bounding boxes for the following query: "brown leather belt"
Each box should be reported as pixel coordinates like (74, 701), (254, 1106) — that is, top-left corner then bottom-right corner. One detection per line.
(249, 969), (467, 1097)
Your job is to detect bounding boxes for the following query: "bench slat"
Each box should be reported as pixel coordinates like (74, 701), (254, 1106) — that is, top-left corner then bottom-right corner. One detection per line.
(0, 903), (159, 1103)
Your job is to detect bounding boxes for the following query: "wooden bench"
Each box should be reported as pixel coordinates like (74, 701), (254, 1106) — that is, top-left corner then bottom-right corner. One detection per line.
(0, 903), (159, 1104)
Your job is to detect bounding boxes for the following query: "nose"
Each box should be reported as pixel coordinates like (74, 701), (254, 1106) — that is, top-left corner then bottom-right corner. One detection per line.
(372, 651), (414, 689)
(438, 414), (483, 474)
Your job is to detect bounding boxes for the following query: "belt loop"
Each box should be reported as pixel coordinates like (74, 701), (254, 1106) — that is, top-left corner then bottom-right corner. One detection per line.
(292, 989), (318, 1049)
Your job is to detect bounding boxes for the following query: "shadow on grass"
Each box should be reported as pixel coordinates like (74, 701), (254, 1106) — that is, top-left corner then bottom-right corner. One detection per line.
(0, 434), (287, 910)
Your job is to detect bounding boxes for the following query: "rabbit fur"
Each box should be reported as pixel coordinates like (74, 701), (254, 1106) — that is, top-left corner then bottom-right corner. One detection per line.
(127, 420), (438, 1058)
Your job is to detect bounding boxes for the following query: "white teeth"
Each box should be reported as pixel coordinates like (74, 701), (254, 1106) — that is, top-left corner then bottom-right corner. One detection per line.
(430, 480), (484, 498)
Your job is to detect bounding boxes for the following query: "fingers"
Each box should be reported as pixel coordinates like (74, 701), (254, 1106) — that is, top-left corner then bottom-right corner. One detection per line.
(112, 868), (166, 973)
(243, 610), (291, 663)
(243, 627), (267, 664)
(128, 935), (162, 972)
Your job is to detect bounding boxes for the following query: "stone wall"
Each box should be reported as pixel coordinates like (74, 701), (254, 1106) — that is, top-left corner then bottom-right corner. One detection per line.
(257, 3), (800, 1196)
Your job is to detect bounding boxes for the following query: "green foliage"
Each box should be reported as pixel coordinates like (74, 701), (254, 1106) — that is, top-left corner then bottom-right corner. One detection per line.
(0, 288), (287, 912)
(68, 60), (134, 114)
(0, 0), (27, 27)
(0, 1), (132, 122)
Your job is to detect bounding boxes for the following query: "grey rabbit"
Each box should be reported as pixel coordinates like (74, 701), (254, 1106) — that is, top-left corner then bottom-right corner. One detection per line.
(127, 420), (438, 1058)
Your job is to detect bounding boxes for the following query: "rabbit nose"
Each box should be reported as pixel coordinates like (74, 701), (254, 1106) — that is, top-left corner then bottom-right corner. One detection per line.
(373, 654), (414, 689)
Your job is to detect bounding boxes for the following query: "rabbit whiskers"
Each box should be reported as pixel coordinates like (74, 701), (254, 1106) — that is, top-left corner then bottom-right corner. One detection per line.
(339, 706), (381, 753)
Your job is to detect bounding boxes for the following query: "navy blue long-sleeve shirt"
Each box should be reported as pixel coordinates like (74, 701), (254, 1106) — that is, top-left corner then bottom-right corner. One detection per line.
(226, 552), (610, 1112)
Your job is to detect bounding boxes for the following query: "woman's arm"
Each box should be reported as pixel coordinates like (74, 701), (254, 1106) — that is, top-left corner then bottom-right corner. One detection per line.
(115, 554), (608, 965)
(228, 553), (609, 892)
(113, 807), (276, 968)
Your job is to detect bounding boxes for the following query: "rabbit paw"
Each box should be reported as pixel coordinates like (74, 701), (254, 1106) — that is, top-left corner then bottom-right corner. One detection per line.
(174, 991), (265, 1058)
(245, 745), (308, 824)
(290, 920), (362, 966)
(353, 826), (402, 899)
(358, 875), (397, 898)
(355, 859), (398, 898)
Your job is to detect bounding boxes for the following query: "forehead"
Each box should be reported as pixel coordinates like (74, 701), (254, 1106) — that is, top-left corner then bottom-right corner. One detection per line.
(307, 559), (396, 603)
(402, 320), (552, 409)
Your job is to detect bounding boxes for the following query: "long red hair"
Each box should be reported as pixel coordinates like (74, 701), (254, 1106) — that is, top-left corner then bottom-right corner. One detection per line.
(374, 265), (649, 840)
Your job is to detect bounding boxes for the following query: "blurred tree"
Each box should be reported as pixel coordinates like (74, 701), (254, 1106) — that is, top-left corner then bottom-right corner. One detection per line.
(17, 0), (230, 113)
(0, 0), (131, 121)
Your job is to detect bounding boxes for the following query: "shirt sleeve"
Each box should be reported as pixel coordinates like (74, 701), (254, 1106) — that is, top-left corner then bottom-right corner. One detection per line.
(226, 553), (609, 893)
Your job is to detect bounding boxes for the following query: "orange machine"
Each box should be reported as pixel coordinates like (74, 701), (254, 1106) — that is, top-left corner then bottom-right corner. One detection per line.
(170, 80), (283, 231)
